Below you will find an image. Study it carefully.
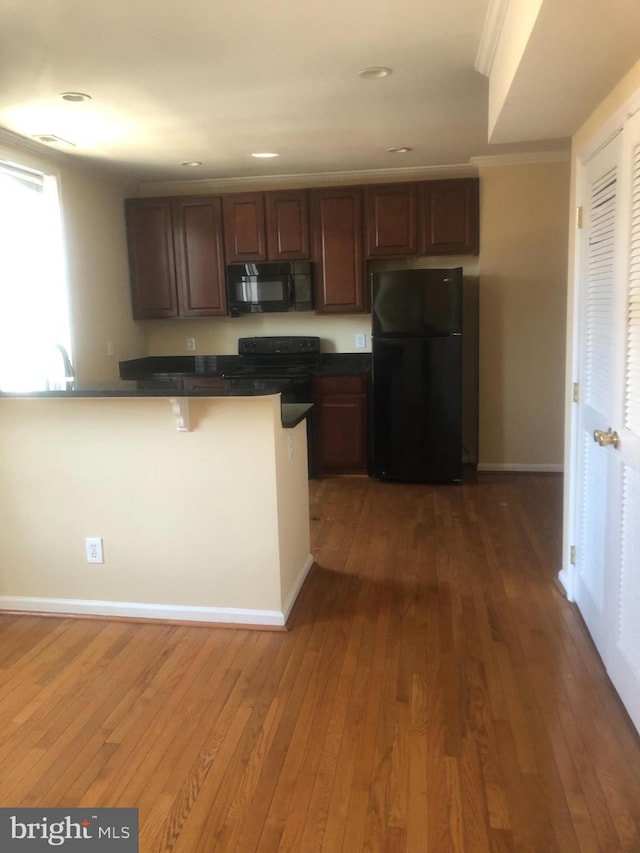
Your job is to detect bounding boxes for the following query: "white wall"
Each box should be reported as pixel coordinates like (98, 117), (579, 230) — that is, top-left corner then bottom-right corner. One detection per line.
(488, 0), (543, 137)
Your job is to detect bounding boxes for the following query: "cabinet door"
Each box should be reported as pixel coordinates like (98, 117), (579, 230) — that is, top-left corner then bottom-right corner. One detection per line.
(222, 192), (267, 262)
(265, 190), (310, 260)
(365, 183), (418, 257)
(310, 187), (365, 313)
(125, 198), (178, 319)
(313, 375), (368, 474)
(173, 197), (228, 316)
(419, 178), (479, 255)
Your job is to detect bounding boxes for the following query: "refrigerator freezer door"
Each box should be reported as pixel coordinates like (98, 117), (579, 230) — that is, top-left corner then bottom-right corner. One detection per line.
(373, 336), (462, 482)
(371, 268), (463, 337)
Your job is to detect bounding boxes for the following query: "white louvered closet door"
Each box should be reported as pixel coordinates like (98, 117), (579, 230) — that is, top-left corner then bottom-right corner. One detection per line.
(604, 110), (640, 732)
(574, 133), (622, 656)
(574, 117), (640, 735)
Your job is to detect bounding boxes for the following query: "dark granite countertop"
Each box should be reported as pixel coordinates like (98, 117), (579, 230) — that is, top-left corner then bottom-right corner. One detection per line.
(119, 352), (372, 380)
(0, 381), (312, 428)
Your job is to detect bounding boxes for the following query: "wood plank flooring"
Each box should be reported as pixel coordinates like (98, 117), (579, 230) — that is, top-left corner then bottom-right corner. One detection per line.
(1, 474), (639, 851)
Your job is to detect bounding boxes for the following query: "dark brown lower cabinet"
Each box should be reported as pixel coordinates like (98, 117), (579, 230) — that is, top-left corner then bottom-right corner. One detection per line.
(312, 375), (368, 475)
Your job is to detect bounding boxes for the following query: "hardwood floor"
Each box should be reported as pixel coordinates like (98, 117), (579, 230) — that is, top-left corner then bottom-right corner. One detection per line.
(1, 474), (639, 851)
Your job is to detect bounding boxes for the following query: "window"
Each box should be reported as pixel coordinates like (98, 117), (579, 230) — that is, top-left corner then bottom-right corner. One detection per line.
(0, 158), (72, 391)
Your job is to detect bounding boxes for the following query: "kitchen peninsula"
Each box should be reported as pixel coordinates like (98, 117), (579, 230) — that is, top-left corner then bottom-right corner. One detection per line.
(0, 385), (313, 628)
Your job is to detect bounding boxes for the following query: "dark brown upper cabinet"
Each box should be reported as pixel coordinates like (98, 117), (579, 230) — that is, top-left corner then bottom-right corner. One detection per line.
(126, 196), (227, 320)
(265, 190), (310, 260)
(222, 193), (267, 262)
(126, 198), (177, 319)
(310, 186), (366, 314)
(173, 197), (227, 316)
(223, 189), (310, 263)
(365, 183), (418, 257)
(419, 178), (479, 255)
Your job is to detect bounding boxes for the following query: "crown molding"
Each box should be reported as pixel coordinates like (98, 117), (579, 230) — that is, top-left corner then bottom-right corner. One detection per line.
(0, 127), (76, 168)
(475, 0), (510, 77)
(134, 162), (478, 196)
(470, 150), (570, 168)
(0, 127), (135, 187)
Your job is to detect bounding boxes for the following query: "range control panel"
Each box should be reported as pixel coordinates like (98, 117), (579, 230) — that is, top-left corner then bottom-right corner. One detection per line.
(238, 336), (320, 356)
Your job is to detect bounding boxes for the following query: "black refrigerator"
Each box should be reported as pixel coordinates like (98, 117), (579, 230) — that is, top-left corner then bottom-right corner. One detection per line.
(371, 267), (478, 483)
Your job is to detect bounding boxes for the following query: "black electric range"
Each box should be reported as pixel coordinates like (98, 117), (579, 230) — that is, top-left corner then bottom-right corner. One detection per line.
(221, 336), (320, 403)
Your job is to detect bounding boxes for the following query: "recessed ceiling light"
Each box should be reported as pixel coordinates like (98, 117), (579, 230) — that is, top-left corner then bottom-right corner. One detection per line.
(251, 152), (279, 158)
(358, 67), (392, 79)
(387, 147), (412, 154)
(32, 134), (76, 147)
(60, 92), (92, 102)
(180, 161), (203, 167)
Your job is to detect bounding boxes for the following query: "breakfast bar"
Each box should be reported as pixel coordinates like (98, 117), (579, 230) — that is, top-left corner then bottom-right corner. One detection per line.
(0, 387), (313, 628)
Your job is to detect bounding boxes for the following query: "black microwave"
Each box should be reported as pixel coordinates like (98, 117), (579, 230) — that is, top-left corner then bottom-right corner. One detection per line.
(226, 262), (313, 316)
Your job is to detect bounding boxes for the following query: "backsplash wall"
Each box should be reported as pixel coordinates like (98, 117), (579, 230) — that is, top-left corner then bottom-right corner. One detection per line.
(144, 312), (373, 355)
(144, 255), (479, 355)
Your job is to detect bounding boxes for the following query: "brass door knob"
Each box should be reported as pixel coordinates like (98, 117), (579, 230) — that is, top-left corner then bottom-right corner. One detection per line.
(593, 428), (620, 449)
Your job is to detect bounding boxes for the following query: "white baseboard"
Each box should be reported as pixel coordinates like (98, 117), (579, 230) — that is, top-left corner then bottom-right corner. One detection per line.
(282, 554), (314, 623)
(557, 567), (574, 602)
(0, 555), (316, 628)
(476, 463), (564, 473)
(0, 596), (287, 627)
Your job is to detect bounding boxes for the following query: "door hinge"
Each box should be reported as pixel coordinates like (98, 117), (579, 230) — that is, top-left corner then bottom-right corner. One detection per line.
(570, 545), (576, 565)
(576, 206), (583, 229)
(573, 382), (580, 403)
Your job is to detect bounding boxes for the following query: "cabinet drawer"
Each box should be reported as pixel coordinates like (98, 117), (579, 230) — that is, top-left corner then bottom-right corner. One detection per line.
(314, 375), (365, 396)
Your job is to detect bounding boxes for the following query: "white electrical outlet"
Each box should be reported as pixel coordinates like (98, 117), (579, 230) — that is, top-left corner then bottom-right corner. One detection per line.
(355, 333), (366, 349)
(85, 537), (104, 564)
(186, 338), (196, 351)
(107, 340), (114, 357)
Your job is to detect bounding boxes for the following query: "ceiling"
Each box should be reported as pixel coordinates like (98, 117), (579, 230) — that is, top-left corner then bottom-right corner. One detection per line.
(0, 0), (638, 186)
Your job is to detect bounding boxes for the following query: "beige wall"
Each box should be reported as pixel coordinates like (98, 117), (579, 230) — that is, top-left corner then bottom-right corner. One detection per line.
(572, 57), (640, 154)
(144, 170), (571, 471)
(145, 312), (373, 355)
(3, 139), (570, 469)
(478, 160), (570, 469)
(59, 166), (147, 379)
(0, 140), (146, 381)
(0, 395), (311, 624)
